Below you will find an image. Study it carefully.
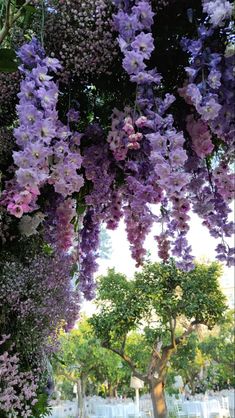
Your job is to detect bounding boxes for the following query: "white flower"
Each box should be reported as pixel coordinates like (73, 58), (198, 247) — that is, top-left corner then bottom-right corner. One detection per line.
(18, 213), (45, 236)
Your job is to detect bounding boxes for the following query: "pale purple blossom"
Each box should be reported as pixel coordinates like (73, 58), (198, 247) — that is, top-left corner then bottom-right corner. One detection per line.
(123, 50), (146, 74)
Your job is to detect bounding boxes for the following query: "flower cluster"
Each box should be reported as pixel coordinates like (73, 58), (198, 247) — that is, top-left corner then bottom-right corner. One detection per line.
(1, 38), (84, 220)
(178, 10), (234, 266)
(112, 0), (194, 269)
(114, 2), (162, 85)
(45, 0), (118, 81)
(108, 108), (149, 160)
(179, 36), (222, 123)
(0, 249), (80, 363)
(186, 115), (214, 159)
(79, 209), (100, 300)
(0, 336), (38, 418)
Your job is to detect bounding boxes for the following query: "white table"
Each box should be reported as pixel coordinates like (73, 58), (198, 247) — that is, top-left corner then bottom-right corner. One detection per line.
(183, 399), (222, 418)
(93, 402), (135, 418)
(48, 401), (77, 417)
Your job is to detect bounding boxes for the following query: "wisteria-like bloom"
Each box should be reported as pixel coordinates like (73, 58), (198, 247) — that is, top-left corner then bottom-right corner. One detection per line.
(186, 115), (214, 158)
(2, 39), (84, 218)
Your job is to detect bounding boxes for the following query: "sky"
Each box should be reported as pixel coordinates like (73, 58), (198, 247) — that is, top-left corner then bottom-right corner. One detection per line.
(81, 209), (234, 315)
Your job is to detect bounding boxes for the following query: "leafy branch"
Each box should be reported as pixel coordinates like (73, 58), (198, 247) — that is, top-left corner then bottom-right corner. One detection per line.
(0, 0), (31, 45)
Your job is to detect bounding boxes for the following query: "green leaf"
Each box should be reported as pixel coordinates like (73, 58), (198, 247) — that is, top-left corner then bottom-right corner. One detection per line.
(0, 49), (18, 73)
(23, 4), (36, 28)
(42, 243), (54, 256)
(76, 203), (86, 215)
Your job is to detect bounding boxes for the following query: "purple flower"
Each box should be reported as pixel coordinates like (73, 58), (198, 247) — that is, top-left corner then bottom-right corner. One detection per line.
(168, 131), (185, 149)
(113, 10), (140, 42)
(123, 50), (146, 74)
(17, 80), (36, 102)
(17, 37), (45, 67)
(131, 32), (154, 59)
(146, 133), (167, 154)
(186, 83), (202, 106)
(17, 104), (43, 126)
(166, 172), (190, 195)
(14, 125), (32, 146)
(208, 69), (221, 89)
(42, 56), (62, 72)
(32, 65), (53, 86)
(181, 37), (202, 57)
(67, 108), (80, 123)
(132, 1), (154, 30)
(37, 86), (59, 109)
(169, 149), (188, 167)
(130, 69), (162, 84)
(203, 0), (233, 27)
(33, 119), (57, 144)
(198, 97), (222, 121)
(16, 167), (47, 188)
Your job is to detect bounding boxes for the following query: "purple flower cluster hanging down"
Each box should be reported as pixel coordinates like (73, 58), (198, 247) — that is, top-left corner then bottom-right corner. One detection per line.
(79, 126), (116, 298)
(1, 38), (84, 220)
(0, 0), (234, 310)
(111, 0), (195, 270)
(179, 8), (235, 266)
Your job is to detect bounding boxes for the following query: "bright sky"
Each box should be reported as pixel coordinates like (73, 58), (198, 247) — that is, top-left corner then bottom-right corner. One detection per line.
(82, 209), (234, 315)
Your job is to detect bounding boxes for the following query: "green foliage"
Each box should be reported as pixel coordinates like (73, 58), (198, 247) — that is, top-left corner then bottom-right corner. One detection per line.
(0, 48), (18, 72)
(91, 261), (227, 351)
(168, 333), (208, 392)
(200, 310), (235, 387)
(53, 317), (131, 396)
(31, 392), (52, 418)
(58, 380), (74, 401)
(167, 310), (235, 392)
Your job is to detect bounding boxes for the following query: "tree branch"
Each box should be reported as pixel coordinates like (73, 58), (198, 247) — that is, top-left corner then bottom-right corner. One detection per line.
(147, 346), (161, 380)
(102, 343), (148, 383)
(165, 321), (198, 350)
(169, 317), (177, 348)
(0, 0), (31, 45)
(58, 370), (77, 383)
(121, 334), (127, 355)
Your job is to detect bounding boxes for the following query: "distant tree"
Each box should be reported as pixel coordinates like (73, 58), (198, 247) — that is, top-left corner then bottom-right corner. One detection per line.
(200, 310), (235, 388)
(90, 260), (227, 418)
(53, 317), (130, 418)
(169, 333), (209, 394)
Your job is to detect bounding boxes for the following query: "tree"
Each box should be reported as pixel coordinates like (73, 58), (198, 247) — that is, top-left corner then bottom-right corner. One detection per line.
(200, 310), (235, 388)
(53, 317), (130, 418)
(169, 332), (209, 395)
(90, 260), (227, 418)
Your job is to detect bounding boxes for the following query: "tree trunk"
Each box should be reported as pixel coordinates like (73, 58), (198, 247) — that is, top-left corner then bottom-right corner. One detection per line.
(150, 380), (167, 418)
(77, 377), (88, 418)
(190, 379), (196, 396)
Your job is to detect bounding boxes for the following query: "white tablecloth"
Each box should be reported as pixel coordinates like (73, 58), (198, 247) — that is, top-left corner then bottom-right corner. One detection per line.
(183, 399), (222, 418)
(94, 402), (135, 418)
(48, 401), (77, 417)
